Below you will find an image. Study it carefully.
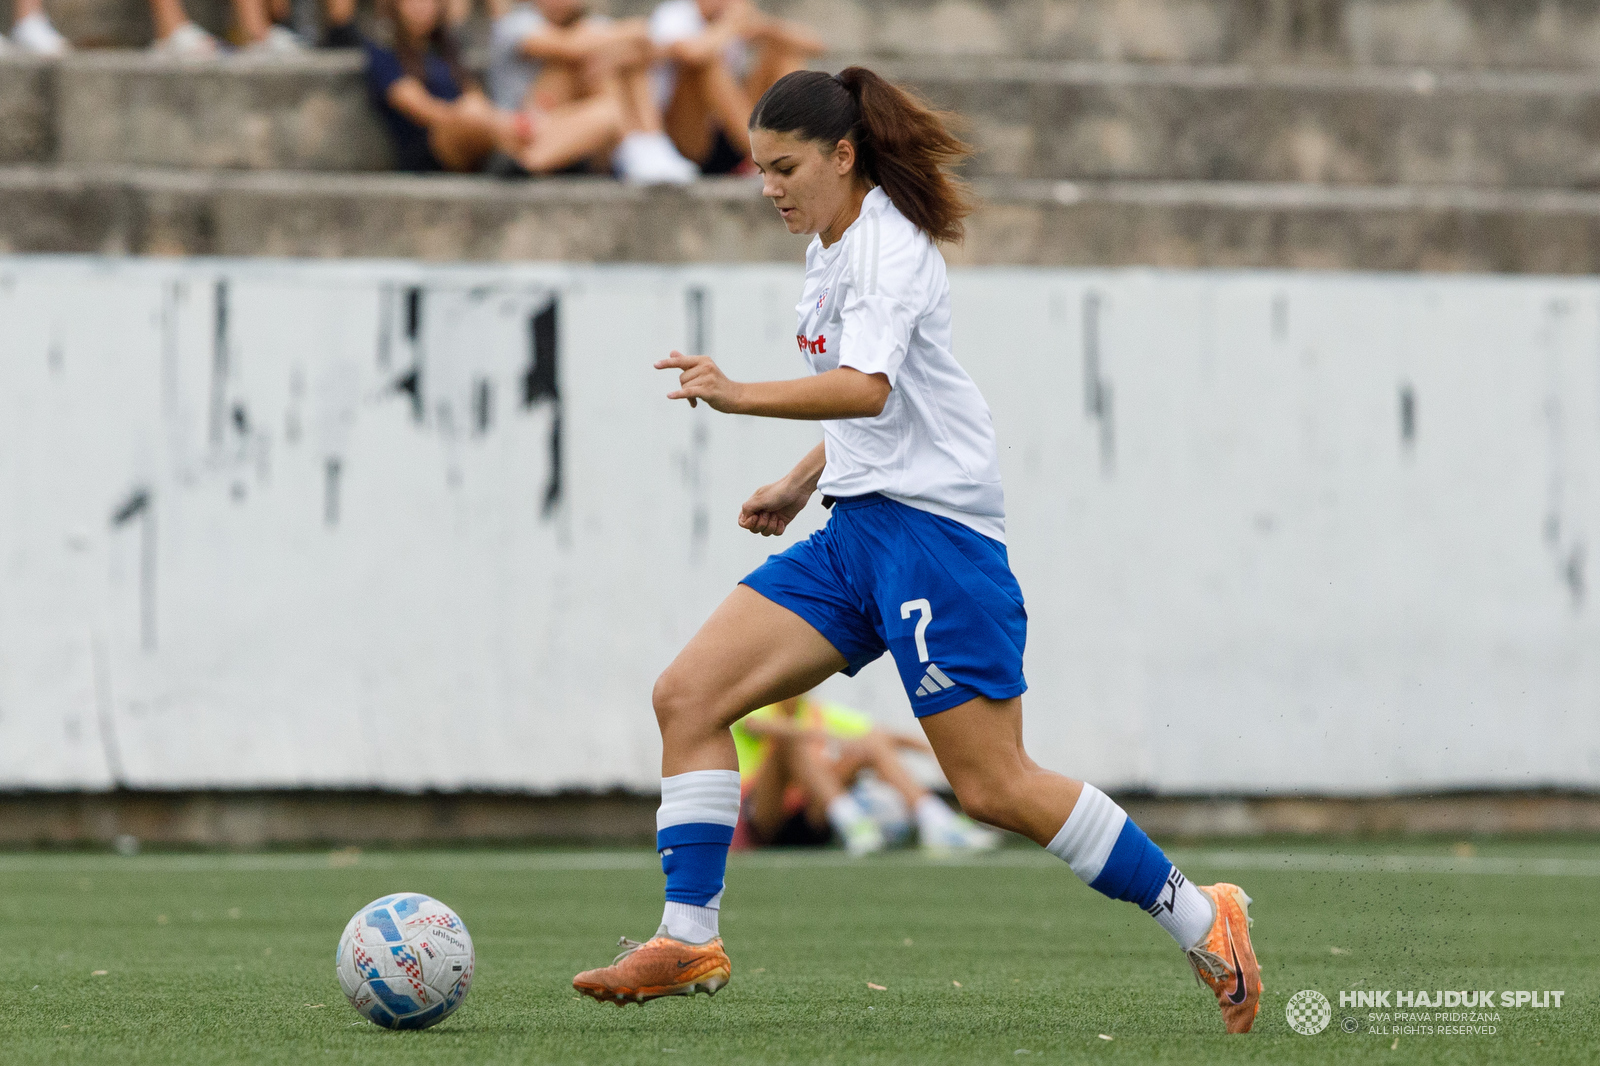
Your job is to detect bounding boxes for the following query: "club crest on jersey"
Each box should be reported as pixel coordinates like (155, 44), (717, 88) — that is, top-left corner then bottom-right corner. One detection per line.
(816, 288), (829, 310)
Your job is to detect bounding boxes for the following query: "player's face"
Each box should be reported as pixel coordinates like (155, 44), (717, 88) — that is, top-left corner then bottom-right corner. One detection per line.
(751, 128), (858, 238)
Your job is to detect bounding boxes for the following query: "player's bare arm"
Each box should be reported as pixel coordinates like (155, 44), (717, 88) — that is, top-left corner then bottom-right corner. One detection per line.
(738, 441), (824, 537)
(655, 351), (889, 418)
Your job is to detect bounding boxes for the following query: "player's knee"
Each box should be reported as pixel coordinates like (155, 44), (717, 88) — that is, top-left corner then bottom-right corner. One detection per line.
(949, 776), (1025, 834)
(651, 668), (695, 736)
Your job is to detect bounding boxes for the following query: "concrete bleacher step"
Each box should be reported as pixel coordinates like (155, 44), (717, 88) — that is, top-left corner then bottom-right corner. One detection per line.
(877, 56), (1600, 187)
(16, 0), (1600, 67)
(0, 52), (392, 171)
(6, 165), (1600, 273)
(10, 51), (1600, 189)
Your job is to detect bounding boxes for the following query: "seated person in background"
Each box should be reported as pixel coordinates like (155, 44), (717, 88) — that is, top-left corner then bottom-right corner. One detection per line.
(2, 0), (300, 54)
(731, 692), (1000, 855)
(366, 0), (624, 174)
(649, 0), (823, 174)
(488, 0), (697, 182)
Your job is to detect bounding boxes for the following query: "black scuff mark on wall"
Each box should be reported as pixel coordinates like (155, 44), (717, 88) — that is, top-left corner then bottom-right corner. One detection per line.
(1082, 290), (1114, 475)
(1399, 383), (1416, 450)
(474, 378), (493, 436)
(390, 286), (425, 421)
(1565, 544), (1587, 608)
(523, 296), (562, 515)
(209, 279), (229, 449)
(392, 368), (423, 421)
(110, 488), (156, 653)
(325, 457), (342, 527)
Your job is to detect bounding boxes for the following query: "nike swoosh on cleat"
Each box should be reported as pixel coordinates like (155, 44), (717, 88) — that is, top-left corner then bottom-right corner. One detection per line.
(1225, 920), (1247, 1005)
(677, 960), (693, 969)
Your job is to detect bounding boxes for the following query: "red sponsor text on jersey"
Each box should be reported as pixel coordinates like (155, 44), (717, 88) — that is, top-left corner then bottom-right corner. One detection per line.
(797, 334), (827, 355)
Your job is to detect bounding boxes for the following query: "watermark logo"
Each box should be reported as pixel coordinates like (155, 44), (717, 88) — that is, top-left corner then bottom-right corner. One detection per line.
(1287, 990), (1332, 1035)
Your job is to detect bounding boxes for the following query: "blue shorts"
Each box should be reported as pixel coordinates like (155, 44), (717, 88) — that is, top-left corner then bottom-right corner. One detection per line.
(741, 494), (1027, 716)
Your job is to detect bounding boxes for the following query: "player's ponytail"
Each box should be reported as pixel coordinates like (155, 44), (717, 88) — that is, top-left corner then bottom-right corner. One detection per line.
(750, 67), (974, 244)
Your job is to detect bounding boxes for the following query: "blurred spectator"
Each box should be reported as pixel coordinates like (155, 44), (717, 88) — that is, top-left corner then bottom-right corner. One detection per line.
(488, 0), (697, 182)
(731, 693), (1000, 855)
(5, 0), (71, 53)
(0, 0), (310, 55)
(649, 0), (823, 174)
(320, 0), (361, 47)
(367, 0), (637, 176)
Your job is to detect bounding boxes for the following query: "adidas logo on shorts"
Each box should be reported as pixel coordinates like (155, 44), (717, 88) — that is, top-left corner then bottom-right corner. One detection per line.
(914, 663), (956, 698)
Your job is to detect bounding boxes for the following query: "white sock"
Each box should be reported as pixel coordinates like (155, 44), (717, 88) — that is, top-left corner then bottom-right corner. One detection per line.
(826, 793), (868, 835)
(659, 899), (719, 943)
(1147, 867), (1217, 951)
(914, 793), (958, 835)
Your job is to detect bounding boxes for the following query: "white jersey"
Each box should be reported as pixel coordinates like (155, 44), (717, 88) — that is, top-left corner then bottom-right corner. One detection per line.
(796, 187), (1006, 542)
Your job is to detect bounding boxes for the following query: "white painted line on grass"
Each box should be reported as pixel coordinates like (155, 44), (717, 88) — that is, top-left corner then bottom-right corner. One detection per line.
(0, 848), (1596, 876)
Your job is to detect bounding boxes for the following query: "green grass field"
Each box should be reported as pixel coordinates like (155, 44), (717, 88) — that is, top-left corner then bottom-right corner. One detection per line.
(5, 839), (1596, 1065)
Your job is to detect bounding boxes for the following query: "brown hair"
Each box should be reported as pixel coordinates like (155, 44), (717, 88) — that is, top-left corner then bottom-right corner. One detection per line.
(380, 0), (469, 91)
(749, 67), (975, 244)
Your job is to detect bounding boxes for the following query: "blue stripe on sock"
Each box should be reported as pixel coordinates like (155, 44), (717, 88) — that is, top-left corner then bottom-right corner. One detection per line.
(659, 842), (730, 906)
(657, 822), (734, 907)
(1088, 817), (1172, 910)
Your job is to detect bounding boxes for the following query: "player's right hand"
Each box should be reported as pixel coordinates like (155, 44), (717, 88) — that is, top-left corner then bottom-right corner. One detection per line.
(739, 478), (809, 536)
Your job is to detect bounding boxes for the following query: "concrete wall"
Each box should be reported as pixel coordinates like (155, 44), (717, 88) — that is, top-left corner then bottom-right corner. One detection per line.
(1, 257), (1596, 796)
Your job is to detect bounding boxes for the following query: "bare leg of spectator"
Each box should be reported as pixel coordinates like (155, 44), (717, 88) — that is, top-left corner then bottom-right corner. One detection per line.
(427, 94), (522, 172)
(9, 0), (72, 54)
(663, 54), (752, 163)
(831, 733), (933, 812)
(233, 0), (304, 51)
(148, 0), (221, 53)
(747, 734), (842, 841)
(517, 92), (625, 174)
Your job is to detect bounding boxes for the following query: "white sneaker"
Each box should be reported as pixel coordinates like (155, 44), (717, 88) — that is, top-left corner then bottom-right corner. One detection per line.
(840, 814), (886, 857)
(921, 813), (1002, 854)
(614, 131), (699, 186)
(11, 11), (71, 54)
(150, 21), (219, 57)
(245, 24), (304, 54)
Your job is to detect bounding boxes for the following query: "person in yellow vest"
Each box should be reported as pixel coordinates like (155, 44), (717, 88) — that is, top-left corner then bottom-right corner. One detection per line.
(730, 691), (999, 855)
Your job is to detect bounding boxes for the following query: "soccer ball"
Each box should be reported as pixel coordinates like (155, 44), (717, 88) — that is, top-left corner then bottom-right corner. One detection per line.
(336, 893), (475, 1030)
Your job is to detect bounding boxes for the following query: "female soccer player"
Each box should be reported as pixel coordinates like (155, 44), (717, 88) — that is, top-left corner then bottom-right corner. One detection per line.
(573, 67), (1264, 1033)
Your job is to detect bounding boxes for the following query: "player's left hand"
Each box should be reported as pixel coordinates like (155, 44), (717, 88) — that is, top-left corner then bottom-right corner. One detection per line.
(657, 351), (745, 413)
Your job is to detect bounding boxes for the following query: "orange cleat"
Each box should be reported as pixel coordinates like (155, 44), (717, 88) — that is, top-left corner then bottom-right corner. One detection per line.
(572, 935), (732, 1006)
(1185, 883), (1263, 1033)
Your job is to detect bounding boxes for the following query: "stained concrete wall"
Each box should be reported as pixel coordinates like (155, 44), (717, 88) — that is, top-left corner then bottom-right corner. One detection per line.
(0, 257), (1596, 796)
